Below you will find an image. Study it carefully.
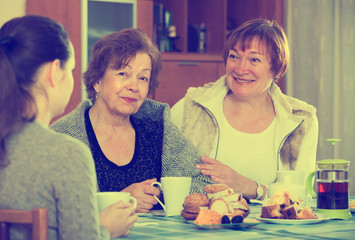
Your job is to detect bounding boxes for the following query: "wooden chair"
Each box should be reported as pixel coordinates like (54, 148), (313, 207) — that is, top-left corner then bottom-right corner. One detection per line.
(0, 208), (48, 240)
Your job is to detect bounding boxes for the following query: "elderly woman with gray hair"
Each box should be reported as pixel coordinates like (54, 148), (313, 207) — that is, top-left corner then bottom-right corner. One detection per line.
(50, 28), (213, 213)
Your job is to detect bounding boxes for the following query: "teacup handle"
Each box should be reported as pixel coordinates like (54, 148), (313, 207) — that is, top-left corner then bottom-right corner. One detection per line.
(129, 196), (137, 209)
(306, 171), (317, 198)
(151, 182), (166, 212)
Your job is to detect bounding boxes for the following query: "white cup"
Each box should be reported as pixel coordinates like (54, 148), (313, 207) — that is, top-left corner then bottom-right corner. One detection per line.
(268, 170), (309, 206)
(96, 192), (137, 212)
(151, 177), (191, 216)
(277, 170), (306, 184)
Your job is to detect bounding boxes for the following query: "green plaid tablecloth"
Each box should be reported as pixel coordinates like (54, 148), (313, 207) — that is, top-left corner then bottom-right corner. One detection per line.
(119, 202), (355, 240)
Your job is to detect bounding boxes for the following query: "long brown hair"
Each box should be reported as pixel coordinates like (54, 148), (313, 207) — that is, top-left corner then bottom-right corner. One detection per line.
(0, 15), (70, 170)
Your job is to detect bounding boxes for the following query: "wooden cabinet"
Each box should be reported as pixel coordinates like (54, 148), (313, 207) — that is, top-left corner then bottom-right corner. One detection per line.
(154, 0), (226, 54)
(153, 53), (225, 107)
(151, 0), (284, 107)
(153, 0), (284, 54)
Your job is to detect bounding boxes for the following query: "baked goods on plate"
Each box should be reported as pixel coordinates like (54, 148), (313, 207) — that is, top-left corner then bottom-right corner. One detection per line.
(349, 200), (355, 208)
(261, 191), (317, 220)
(181, 184), (257, 227)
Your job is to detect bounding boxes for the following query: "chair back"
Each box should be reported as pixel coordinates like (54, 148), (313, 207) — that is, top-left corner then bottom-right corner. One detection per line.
(0, 208), (48, 240)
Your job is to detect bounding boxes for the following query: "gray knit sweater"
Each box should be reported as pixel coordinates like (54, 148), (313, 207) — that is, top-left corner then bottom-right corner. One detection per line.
(50, 99), (214, 193)
(0, 121), (110, 240)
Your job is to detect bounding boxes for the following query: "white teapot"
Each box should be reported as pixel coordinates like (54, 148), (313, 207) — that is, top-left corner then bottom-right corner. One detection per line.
(268, 170), (308, 206)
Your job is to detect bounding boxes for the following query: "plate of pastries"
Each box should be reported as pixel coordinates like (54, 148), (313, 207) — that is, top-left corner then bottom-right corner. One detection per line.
(256, 191), (329, 224)
(181, 184), (260, 229)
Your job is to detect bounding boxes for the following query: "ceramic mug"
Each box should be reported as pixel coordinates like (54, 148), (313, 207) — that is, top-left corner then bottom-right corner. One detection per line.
(96, 192), (137, 212)
(151, 177), (191, 216)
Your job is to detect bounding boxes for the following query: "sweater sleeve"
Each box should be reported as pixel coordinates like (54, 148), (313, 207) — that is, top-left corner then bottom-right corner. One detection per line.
(50, 100), (91, 147)
(161, 105), (214, 193)
(50, 136), (110, 240)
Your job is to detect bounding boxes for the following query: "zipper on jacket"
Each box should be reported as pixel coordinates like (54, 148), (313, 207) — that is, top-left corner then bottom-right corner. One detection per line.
(277, 119), (304, 170)
(194, 101), (221, 159)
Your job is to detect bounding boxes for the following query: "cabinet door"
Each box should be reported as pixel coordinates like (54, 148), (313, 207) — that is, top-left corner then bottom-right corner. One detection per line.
(137, 0), (154, 40)
(26, 0), (82, 122)
(154, 60), (224, 107)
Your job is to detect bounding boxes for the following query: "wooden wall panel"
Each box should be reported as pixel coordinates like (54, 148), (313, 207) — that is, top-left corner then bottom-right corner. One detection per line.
(137, 0), (153, 40)
(26, 0), (82, 120)
(155, 60), (223, 107)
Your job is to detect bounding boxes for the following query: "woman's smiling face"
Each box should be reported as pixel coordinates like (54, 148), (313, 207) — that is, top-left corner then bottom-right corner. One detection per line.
(225, 38), (275, 100)
(93, 52), (151, 118)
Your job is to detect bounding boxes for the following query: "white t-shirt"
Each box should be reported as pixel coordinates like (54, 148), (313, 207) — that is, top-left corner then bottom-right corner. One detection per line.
(206, 92), (277, 185)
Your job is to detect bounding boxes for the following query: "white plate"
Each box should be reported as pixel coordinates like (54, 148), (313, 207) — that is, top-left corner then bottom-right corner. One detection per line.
(256, 213), (329, 225)
(192, 220), (260, 230)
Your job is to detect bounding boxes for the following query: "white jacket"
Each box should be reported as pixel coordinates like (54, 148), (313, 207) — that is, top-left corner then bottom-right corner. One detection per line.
(171, 76), (319, 178)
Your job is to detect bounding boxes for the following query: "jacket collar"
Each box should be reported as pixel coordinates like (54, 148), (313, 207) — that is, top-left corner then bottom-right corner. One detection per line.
(193, 75), (229, 107)
(192, 76), (303, 132)
(269, 82), (305, 132)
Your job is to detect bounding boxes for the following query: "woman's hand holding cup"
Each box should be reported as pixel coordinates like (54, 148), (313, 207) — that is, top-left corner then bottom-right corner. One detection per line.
(99, 200), (137, 238)
(122, 178), (161, 213)
(97, 192), (138, 238)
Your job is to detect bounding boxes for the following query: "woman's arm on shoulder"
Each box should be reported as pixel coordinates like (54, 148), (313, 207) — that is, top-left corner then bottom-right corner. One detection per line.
(161, 118), (214, 193)
(170, 98), (185, 130)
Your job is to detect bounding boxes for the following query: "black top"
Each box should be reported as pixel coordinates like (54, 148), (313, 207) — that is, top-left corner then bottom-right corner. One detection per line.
(84, 108), (163, 192)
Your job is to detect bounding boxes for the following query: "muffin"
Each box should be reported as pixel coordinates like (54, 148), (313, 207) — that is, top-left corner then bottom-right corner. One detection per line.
(181, 193), (209, 220)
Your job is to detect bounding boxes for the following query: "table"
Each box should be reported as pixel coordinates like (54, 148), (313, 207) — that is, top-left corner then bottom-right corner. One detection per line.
(121, 203), (355, 240)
